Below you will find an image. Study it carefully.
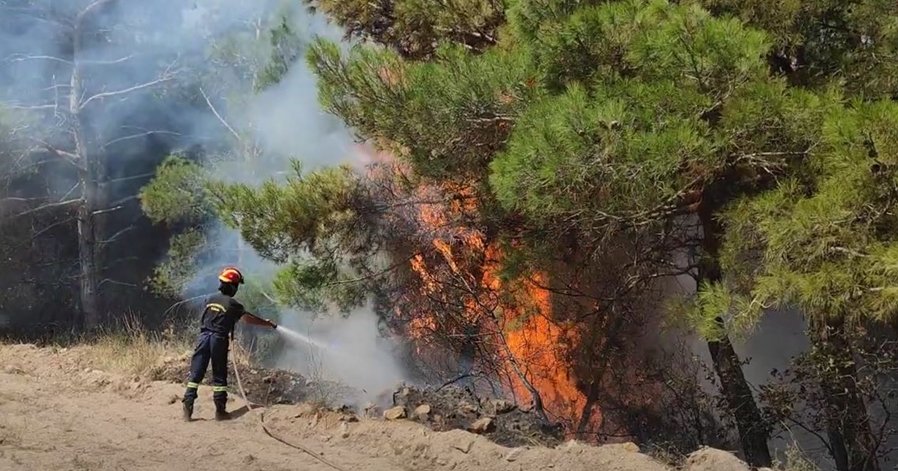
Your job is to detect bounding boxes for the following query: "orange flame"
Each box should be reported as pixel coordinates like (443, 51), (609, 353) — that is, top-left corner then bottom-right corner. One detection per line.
(412, 184), (598, 433)
(482, 246), (598, 432)
(365, 147), (603, 436)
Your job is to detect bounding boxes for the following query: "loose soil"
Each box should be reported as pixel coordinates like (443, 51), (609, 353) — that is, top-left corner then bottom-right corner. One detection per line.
(152, 352), (564, 448)
(0, 343), (747, 471)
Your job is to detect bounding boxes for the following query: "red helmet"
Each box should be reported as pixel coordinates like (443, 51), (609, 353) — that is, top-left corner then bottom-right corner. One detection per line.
(218, 266), (244, 285)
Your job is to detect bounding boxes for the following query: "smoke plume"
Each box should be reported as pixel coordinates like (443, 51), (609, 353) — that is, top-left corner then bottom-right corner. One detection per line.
(275, 305), (409, 405)
(175, 2), (410, 402)
(0, 0), (410, 400)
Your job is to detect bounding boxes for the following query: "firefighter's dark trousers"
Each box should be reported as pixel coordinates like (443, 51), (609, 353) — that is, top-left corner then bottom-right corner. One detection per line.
(183, 331), (229, 405)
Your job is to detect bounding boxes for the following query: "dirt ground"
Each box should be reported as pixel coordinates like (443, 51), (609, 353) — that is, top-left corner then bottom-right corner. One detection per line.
(0, 343), (749, 471)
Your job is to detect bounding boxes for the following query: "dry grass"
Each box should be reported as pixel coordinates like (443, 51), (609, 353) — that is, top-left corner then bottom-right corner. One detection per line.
(775, 445), (820, 471)
(301, 345), (356, 409)
(644, 444), (686, 469)
(85, 313), (191, 378)
(228, 340), (253, 368)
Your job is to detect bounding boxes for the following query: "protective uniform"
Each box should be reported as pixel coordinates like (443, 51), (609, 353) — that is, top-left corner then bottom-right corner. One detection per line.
(182, 267), (245, 421)
(183, 294), (246, 412)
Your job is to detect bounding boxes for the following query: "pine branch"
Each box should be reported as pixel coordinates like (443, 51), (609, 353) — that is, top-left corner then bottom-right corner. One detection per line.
(9, 198), (81, 218)
(97, 278), (137, 289)
(4, 53), (72, 65)
(199, 87), (242, 142)
(37, 141), (85, 171)
(92, 195), (138, 215)
(80, 76), (173, 109)
(102, 130), (182, 149)
(81, 55), (136, 66)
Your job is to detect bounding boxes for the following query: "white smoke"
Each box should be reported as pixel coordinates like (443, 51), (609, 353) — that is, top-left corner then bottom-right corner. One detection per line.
(0, 0), (409, 398)
(274, 305), (409, 405)
(249, 63), (356, 169)
(174, 2), (411, 401)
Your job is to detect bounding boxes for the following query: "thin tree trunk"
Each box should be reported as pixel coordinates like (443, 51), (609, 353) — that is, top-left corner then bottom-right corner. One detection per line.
(464, 244), (550, 424)
(76, 169), (101, 329)
(811, 317), (880, 471)
(698, 205), (772, 467)
(575, 309), (626, 436)
(494, 326), (551, 423)
(71, 9), (103, 330)
(576, 380), (600, 435)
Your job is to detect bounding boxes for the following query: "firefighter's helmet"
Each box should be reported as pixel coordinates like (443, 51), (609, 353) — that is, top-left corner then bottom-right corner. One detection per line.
(218, 266), (244, 285)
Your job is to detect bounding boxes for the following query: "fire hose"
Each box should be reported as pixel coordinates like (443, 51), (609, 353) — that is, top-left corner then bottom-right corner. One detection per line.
(231, 349), (348, 471)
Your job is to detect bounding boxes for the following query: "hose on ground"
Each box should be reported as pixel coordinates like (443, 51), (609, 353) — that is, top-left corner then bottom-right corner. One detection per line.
(231, 355), (347, 471)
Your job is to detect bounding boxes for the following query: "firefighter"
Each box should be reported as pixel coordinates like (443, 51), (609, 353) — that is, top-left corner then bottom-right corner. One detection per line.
(181, 266), (276, 421)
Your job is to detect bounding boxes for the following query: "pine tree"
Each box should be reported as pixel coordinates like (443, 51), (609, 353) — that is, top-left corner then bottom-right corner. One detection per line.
(0, 107), (78, 333)
(702, 0), (898, 97)
(313, 0), (505, 59)
(139, 156), (214, 297)
(301, 0), (820, 462)
(140, 8), (305, 298)
(488, 0), (831, 464)
(187, 0), (898, 465)
(718, 101), (898, 471)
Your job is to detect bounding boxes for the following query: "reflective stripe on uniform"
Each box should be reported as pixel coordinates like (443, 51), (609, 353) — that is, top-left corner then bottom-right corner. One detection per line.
(187, 382), (199, 389)
(212, 386), (228, 392)
(206, 303), (226, 314)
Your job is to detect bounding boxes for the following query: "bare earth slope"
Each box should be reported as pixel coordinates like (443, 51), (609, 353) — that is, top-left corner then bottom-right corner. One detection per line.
(0, 344), (744, 471)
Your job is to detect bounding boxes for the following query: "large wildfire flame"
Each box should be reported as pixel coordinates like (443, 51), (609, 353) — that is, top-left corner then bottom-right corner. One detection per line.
(356, 142), (604, 437)
(408, 179), (599, 432)
(410, 231), (602, 434)
(482, 246), (599, 431)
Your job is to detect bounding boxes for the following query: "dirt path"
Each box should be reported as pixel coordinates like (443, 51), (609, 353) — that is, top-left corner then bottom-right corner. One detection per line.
(0, 344), (672, 471)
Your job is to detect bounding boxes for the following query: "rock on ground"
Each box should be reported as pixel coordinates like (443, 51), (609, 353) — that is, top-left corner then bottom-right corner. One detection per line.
(684, 447), (751, 471)
(384, 406), (407, 420)
(468, 417), (495, 434)
(391, 385), (563, 447)
(414, 404), (432, 417)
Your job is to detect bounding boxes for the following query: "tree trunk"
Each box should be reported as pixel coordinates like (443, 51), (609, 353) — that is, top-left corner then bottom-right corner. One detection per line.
(489, 309), (551, 424)
(575, 310), (626, 436)
(576, 380), (601, 435)
(811, 317), (880, 471)
(71, 18), (103, 330)
(707, 330), (771, 466)
(76, 169), (101, 329)
(698, 205), (772, 467)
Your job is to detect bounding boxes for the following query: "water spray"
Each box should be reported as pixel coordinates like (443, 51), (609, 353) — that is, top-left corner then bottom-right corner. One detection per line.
(246, 311), (323, 349)
(246, 311), (333, 351)
(244, 306), (407, 407)
(275, 325), (330, 351)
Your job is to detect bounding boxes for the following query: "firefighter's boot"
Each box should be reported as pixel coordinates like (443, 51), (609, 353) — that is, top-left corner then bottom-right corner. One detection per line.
(214, 398), (231, 421)
(182, 398), (194, 421)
